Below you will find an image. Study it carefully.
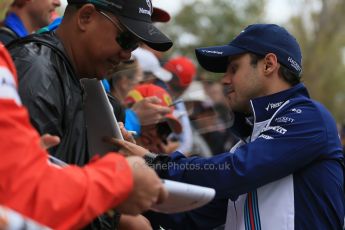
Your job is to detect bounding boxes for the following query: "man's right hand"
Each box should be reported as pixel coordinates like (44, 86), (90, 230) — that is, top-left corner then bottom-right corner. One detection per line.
(131, 96), (171, 126)
(116, 156), (168, 215)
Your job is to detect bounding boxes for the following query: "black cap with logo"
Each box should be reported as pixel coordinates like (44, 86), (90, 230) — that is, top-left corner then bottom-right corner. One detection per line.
(67, 0), (173, 51)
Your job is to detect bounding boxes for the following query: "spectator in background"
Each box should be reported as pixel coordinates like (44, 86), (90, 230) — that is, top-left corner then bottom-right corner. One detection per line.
(132, 47), (172, 90)
(106, 55), (172, 138)
(109, 58), (143, 103)
(164, 56), (196, 98)
(0, 0), (61, 45)
(179, 81), (214, 157)
(105, 58), (142, 127)
(133, 50), (199, 155)
(36, 10), (62, 34)
(163, 56), (197, 155)
(193, 80), (237, 155)
(125, 84), (182, 154)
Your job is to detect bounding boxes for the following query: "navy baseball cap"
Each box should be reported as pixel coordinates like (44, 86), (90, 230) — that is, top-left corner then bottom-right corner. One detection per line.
(195, 24), (302, 76)
(67, 0), (173, 51)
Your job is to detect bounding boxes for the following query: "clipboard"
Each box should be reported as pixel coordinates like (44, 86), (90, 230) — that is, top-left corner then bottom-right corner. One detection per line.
(80, 79), (216, 214)
(81, 79), (124, 156)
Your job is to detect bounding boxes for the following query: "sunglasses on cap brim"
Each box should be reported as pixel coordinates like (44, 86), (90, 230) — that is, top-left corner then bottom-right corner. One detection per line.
(98, 10), (140, 51)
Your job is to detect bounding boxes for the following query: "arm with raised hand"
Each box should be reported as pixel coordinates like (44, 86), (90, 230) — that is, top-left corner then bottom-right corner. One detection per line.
(130, 96), (171, 126)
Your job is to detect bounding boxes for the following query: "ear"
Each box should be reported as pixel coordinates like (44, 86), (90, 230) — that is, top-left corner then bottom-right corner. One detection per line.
(76, 4), (97, 31)
(263, 53), (279, 76)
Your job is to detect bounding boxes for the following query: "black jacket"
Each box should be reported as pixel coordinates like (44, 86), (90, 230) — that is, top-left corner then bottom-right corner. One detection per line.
(8, 31), (91, 165)
(7, 31), (125, 165)
(7, 31), (126, 230)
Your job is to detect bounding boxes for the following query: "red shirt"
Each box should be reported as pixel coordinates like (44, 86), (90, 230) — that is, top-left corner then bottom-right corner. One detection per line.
(0, 43), (133, 230)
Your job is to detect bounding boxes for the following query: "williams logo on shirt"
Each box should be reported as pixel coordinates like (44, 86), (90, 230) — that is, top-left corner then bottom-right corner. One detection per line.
(265, 102), (283, 111)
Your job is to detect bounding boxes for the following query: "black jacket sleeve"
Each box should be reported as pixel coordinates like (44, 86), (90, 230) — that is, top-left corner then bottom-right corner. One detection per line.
(12, 44), (65, 138)
(0, 27), (18, 45)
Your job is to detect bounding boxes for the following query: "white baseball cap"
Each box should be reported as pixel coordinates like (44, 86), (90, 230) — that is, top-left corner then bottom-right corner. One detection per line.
(132, 48), (172, 82)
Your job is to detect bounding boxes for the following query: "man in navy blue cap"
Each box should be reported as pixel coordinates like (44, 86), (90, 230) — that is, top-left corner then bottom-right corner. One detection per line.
(115, 24), (345, 230)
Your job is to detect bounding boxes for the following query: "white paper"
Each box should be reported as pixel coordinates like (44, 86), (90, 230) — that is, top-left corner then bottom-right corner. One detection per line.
(152, 179), (216, 214)
(81, 79), (123, 156)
